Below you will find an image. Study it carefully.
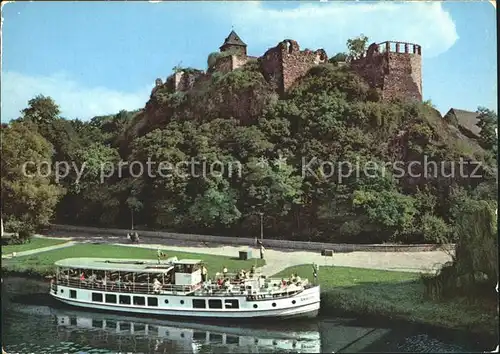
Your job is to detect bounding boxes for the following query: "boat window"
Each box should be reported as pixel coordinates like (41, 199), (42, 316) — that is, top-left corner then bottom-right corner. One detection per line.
(92, 293), (103, 302)
(105, 294), (117, 303)
(272, 302), (277, 307)
(193, 331), (206, 341)
(133, 296), (146, 306)
(226, 335), (239, 344)
(208, 299), (222, 309)
(119, 295), (131, 305)
(120, 322), (131, 331)
(209, 333), (223, 343)
(192, 299), (206, 309)
(224, 299), (239, 309)
(70, 317), (77, 326)
(92, 319), (104, 329)
(70, 290), (77, 299)
(174, 263), (200, 273)
(147, 297), (158, 307)
(134, 324), (146, 332)
(106, 320), (117, 329)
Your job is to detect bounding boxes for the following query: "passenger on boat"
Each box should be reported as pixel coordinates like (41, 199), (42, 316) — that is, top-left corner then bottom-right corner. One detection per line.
(295, 274), (302, 285)
(112, 276), (122, 291)
(250, 265), (255, 277)
(153, 278), (162, 293)
(222, 266), (228, 277)
(201, 265), (208, 282)
(79, 272), (86, 281)
(281, 278), (287, 287)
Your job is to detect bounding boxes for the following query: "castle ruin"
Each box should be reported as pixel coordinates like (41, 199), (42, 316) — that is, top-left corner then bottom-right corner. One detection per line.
(154, 30), (422, 102)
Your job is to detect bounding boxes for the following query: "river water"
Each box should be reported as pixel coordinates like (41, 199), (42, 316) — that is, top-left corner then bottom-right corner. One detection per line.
(1, 277), (492, 353)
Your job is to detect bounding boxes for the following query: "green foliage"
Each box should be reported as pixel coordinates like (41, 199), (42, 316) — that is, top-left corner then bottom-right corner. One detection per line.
(1, 121), (65, 229)
(207, 52), (221, 68)
(423, 200), (498, 301)
(419, 214), (451, 244)
(476, 106), (497, 153)
(4, 218), (35, 244)
(21, 94), (60, 124)
(346, 34), (369, 60)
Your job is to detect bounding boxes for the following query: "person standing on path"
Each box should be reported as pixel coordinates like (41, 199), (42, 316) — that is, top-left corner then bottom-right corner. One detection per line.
(259, 242), (265, 260)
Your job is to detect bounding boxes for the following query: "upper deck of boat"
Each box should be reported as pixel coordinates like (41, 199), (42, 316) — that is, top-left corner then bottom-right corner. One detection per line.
(54, 257), (202, 274)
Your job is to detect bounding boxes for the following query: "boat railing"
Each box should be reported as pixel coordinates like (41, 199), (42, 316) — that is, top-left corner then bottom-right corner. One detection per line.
(55, 277), (311, 298)
(57, 277), (198, 295)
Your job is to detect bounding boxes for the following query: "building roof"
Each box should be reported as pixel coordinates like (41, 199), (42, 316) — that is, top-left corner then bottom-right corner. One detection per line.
(54, 257), (202, 273)
(445, 108), (481, 137)
(220, 30), (247, 49)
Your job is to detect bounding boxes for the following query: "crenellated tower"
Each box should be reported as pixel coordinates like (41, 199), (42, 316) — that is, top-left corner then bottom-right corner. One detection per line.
(350, 41), (422, 102)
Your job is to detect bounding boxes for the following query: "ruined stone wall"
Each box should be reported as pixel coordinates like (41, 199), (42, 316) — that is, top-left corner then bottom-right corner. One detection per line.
(212, 55), (234, 74)
(231, 55), (248, 70)
(165, 70), (205, 92)
(259, 45), (284, 91)
(281, 40), (328, 91)
(259, 40), (327, 92)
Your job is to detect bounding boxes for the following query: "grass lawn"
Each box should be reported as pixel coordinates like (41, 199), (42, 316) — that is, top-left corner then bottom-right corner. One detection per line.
(1, 237), (68, 255)
(1, 243), (265, 278)
(274, 265), (498, 336)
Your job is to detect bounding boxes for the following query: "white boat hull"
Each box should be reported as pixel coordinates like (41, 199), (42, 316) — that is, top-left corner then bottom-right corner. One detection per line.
(50, 285), (320, 319)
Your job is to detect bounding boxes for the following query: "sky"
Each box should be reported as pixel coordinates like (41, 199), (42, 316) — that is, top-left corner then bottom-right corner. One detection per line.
(1, 1), (497, 122)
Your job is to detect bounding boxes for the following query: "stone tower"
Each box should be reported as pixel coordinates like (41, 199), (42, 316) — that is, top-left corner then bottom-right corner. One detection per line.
(219, 30), (247, 56)
(351, 41), (422, 102)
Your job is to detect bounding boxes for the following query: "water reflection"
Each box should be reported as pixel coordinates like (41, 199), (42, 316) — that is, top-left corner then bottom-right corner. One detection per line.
(4, 303), (321, 353)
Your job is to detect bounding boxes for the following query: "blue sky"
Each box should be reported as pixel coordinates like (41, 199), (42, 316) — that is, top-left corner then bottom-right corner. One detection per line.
(1, 1), (496, 122)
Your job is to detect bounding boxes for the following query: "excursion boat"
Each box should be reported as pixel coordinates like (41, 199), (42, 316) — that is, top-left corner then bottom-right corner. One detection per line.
(49, 257), (320, 319)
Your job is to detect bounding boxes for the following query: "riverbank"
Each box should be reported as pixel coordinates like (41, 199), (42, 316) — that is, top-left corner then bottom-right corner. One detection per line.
(275, 265), (498, 338)
(1, 243), (265, 278)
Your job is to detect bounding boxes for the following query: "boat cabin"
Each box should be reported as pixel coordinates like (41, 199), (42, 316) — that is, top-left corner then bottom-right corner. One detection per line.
(53, 257), (204, 295)
(173, 259), (202, 286)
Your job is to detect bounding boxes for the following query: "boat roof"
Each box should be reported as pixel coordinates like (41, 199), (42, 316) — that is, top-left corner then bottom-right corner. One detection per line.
(54, 257), (202, 273)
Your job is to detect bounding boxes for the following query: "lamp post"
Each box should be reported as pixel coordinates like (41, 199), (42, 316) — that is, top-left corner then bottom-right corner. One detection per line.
(259, 212), (264, 241)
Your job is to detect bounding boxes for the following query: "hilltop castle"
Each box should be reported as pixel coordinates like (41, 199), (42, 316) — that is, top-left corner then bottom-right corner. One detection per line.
(153, 30), (422, 102)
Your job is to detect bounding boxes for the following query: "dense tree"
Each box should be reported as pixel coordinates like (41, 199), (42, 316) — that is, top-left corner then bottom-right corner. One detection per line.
(476, 106), (497, 153)
(1, 121), (65, 233)
(346, 34), (369, 60)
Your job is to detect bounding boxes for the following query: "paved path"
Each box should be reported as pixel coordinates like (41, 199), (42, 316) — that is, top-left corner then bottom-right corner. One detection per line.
(1, 241), (76, 259)
(4, 234), (452, 276)
(114, 243), (452, 276)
